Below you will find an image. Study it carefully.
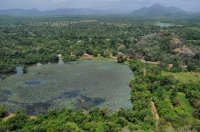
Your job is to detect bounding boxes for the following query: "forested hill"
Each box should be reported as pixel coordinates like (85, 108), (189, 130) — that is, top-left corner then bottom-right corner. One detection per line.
(131, 4), (189, 16)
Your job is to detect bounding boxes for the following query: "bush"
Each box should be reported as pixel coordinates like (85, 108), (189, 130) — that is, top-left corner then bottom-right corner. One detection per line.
(102, 52), (110, 58)
(112, 50), (118, 56)
(6, 113), (29, 131)
(74, 50), (84, 57)
(117, 55), (125, 63)
(193, 108), (200, 119)
(0, 106), (8, 118)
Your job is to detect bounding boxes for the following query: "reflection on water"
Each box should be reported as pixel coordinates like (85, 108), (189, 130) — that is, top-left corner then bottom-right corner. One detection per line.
(15, 66), (23, 74)
(37, 63), (42, 66)
(0, 89), (105, 115)
(23, 102), (51, 115)
(58, 60), (64, 64)
(0, 89), (12, 100)
(77, 95), (104, 110)
(58, 90), (79, 98)
(0, 78), (2, 81)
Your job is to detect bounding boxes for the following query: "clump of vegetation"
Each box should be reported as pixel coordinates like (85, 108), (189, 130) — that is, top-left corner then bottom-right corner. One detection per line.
(117, 55), (127, 63)
(0, 106), (8, 118)
(22, 66), (28, 73)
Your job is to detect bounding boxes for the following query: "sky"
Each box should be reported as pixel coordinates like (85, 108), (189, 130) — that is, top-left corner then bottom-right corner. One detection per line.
(0, 0), (200, 12)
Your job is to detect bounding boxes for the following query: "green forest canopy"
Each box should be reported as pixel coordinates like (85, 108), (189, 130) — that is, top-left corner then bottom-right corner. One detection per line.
(0, 15), (200, 131)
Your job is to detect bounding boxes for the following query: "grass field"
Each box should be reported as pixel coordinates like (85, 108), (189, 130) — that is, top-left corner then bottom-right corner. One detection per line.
(177, 92), (195, 119)
(162, 72), (200, 83)
(188, 27), (200, 32)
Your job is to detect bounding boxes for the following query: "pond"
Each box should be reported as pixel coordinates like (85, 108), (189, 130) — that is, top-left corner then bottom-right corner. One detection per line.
(0, 60), (133, 115)
(155, 22), (174, 28)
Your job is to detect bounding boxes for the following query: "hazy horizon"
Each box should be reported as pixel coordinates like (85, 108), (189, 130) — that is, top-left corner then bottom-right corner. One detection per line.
(0, 0), (200, 12)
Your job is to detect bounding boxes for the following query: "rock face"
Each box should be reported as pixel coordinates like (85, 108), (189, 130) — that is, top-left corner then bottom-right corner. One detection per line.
(170, 37), (195, 57)
(131, 4), (188, 16)
(174, 46), (195, 57)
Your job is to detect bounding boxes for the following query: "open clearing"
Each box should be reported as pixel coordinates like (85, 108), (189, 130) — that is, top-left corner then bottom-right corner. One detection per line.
(188, 27), (200, 32)
(162, 72), (200, 83)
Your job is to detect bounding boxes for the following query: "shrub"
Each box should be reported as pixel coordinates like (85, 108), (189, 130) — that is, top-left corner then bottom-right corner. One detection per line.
(0, 106), (8, 118)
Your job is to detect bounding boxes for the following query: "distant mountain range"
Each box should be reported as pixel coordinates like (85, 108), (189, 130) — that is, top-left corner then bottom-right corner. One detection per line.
(0, 4), (200, 16)
(0, 8), (41, 16)
(131, 4), (199, 16)
(0, 8), (124, 16)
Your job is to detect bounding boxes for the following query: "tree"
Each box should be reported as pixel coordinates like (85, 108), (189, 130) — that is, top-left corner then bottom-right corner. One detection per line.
(0, 106), (9, 118)
(102, 51), (110, 58)
(63, 122), (84, 132)
(5, 108), (29, 131)
(74, 49), (84, 57)
(22, 66), (28, 73)
(112, 50), (118, 56)
(193, 108), (200, 119)
(117, 55), (126, 63)
(187, 63), (196, 72)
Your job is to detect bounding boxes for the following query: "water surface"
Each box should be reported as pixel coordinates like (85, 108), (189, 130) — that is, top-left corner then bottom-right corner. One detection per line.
(155, 22), (174, 28)
(15, 66), (23, 74)
(0, 60), (133, 115)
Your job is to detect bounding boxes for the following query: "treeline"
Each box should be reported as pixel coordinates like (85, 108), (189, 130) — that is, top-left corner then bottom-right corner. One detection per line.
(0, 59), (199, 131)
(1, 16), (200, 75)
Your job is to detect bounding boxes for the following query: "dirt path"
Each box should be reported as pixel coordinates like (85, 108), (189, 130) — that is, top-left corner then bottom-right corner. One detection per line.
(150, 101), (159, 126)
(146, 61), (160, 65)
(110, 54), (117, 60)
(2, 113), (15, 121)
(143, 68), (146, 76)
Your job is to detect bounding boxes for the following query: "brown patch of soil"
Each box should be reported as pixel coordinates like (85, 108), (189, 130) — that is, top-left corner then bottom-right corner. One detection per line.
(168, 64), (173, 70)
(2, 113), (15, 121)
(81, 55), (94, 59)
(150, 101), (159, 120)
(146, 61), (160, 65)
(110, 54), (117, 60)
